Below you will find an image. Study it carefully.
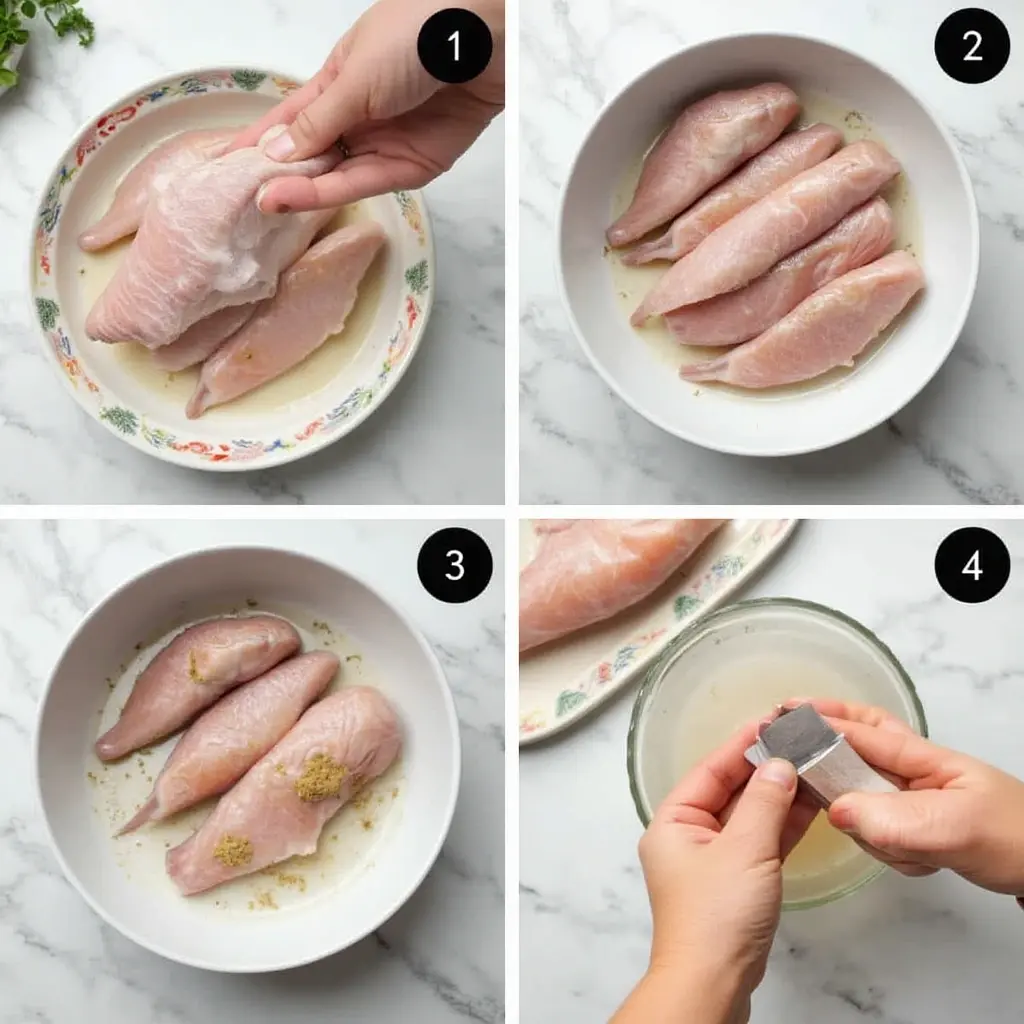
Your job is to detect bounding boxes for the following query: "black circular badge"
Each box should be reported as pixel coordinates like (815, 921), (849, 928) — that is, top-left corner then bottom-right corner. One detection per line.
(417, 8), (494, 85)
(418, 527), (493, 604)
(935, 8), (1010, 84)
(935, 527), (1010, 603)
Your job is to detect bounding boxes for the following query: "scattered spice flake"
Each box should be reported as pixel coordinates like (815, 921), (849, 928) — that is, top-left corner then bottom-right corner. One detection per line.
(86, 772), (97, 784)
(274, 763), (287, 776)
(105, 678), (115, 690)
(248, 900), (255, 911)
(274, 871), (307, 892)
(360, 818), (374, 832)
(245, 598), (259, 608)
(391, 787), (399, 799)
(345, 654), (362, 664)
(255, 891), (278, 910)
(844, 110), (867, 129)
(212, 834), (253, 867)
(312, 620), (331, 634)
(294, 753), (347, 802)
(188, 650), (205, 683)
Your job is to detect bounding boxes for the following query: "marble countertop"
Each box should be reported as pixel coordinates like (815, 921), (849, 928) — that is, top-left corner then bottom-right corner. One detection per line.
(520, 0), (1024, 504)
(0, 0), (504, 504)
(521, 519), (1024, 1023)
(0, 520), (504, 1022)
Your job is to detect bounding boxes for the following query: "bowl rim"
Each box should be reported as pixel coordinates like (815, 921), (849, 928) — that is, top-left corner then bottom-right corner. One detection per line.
(31, 543), (462, 972)
(26, 63), (436, 473)
(556, 30), (981, 458)
(625, 595), (928, 910)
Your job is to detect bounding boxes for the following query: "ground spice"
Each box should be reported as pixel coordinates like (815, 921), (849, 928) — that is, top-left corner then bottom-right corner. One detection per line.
(274, 871), (307, 892)
(294, 753), (347, 802)
(212, 834), (253, 867)
(188, 650), (205, 683)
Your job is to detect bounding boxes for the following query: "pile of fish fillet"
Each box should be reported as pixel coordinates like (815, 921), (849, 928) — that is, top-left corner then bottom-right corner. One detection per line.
(81, 125), (386, 418)
(519, 519), (726, 653)
(607, 83), (925, 389)
(95, 614), (401, 897)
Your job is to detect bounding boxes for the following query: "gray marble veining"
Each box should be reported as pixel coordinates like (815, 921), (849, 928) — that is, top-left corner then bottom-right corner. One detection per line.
(521, 519), (1024, 1022)
(0, 0), (504, 504)
(520, 0), (1024, 504)
(0, 520), (505, 1022)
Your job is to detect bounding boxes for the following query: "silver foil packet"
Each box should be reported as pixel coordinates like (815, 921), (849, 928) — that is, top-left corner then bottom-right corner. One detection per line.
(744, 703), (897, 809)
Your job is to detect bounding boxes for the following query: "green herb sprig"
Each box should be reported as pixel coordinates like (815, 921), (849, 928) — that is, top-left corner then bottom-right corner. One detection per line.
(0, 0), (95, 89)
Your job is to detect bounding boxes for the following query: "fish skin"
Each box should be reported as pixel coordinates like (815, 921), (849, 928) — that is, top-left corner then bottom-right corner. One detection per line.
(186, 220), (386, 419)
(624, 123), (843, 266)
(85, 127), (341, 348)
(78, 127), (240, 253)
(150, 208), (337, 373)
(95, 615), (302, 762)
(633, 140), (902, 323)
(117, 651), (338, 836)
(166, 686), (401, 896)
(665, 197), (895, 347)
(679, 250), (924, 388)
(607, 83), (800, 248)
(519, 519), (726, 652)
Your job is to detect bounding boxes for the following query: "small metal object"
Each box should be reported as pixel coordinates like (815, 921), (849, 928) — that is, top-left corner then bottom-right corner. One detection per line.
(745, 703), (898, 809)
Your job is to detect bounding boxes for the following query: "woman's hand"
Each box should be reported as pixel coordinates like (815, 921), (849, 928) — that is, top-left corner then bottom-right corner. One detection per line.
(228, 0), (505, 213)
(809, 699), (1024, 896)
(613, 722), (817, 1024)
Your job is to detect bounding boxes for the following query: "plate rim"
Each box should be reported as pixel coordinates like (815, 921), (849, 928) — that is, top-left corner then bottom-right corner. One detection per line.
(27, 64), (437, 473)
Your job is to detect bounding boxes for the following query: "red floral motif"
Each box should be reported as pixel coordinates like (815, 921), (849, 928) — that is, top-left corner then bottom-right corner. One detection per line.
(297, 418), (324, 440)
(173, 440), (215, 455)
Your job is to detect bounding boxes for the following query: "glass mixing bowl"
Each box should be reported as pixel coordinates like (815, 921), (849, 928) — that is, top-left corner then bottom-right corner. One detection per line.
(627, 597), (927, 910)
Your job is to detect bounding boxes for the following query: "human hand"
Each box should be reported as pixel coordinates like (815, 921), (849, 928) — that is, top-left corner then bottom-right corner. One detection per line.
(229, 0), (505, 213)
(806, 699), (1024, 896)
(637, 723), (817, 1006)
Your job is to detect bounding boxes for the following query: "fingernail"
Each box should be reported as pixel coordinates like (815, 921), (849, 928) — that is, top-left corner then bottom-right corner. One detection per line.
(830, 804), (855, 831)
(265, 131), (296, 161)
(757, 758), (796, 790)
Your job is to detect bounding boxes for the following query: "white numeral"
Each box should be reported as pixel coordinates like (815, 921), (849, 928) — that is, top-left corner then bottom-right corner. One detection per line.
(449, 30), (460, 61)
(963, 550), (982, 580)
(963, 30), (983, 60)
(446, 549), (465, 581)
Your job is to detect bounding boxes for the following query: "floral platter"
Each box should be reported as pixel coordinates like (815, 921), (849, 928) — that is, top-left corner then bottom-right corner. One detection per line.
(518, 519), (800, 745)
(29, 66), (435, 470)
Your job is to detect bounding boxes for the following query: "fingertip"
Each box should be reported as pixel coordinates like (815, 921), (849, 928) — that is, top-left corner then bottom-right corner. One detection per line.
(755, 758), (797, 791)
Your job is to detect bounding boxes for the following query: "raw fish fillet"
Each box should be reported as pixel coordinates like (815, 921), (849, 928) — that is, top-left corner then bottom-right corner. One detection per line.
(633, 141), (901, 323)
(624, 124), (843, 265)
(519, 519), (726, 652)
(117, 651), (338, 835)
(78, 128), (239, 253)
(95, 615), (301, 762)
(607, 83), (799, 248)
(150, 208), (337, 372)
(85, 127), (341, 348)
(666, 197), (894, 346)
(186, 220), (386, 418)
(166, 686), (401, 895)
(679, 250), (924, 388)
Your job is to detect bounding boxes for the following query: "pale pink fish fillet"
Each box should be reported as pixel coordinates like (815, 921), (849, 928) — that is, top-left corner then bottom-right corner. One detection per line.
(186, 220), (386, 418)
(85, 126), (341, 348)
(78, 127), (240, 253)
(150, 208), (337, 372)
(607, 83), (799, 248)
(117, 651), (338, 836)
(623, 124), (843, 265)
(680, 250), (924, 389)
(519, 519), (726, 653)
(666, 197), (894, 347)
(633, 141), (902, 323)
(95, 615), (301, 762)
(166, 686), (401, 895)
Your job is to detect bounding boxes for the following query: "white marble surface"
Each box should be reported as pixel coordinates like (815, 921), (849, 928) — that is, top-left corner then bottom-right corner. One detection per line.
(0, 519), (504, 1022)
(0, 0), (504, 504)
(521, 519), (1024, 1023)
(520, 0), (1024, 504)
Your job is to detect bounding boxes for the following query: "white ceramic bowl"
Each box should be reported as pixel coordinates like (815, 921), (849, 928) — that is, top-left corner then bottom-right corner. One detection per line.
(30, 66), (435, 471)
(558, 33), (979, 456)
(34, 546), (460, 972)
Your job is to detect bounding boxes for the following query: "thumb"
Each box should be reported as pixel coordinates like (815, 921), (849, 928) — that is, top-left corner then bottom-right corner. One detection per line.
(263, 74), (367, 163)
(723, 758), (798, 862)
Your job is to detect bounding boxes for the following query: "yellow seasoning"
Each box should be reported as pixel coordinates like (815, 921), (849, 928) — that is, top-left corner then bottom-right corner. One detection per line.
(294, 753), (347, 802)
(212, 834), (253, 867)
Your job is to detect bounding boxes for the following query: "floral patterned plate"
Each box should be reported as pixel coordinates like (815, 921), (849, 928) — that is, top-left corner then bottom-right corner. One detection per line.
(29, 67), (434, 470)
(518, 519), (800, 745)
